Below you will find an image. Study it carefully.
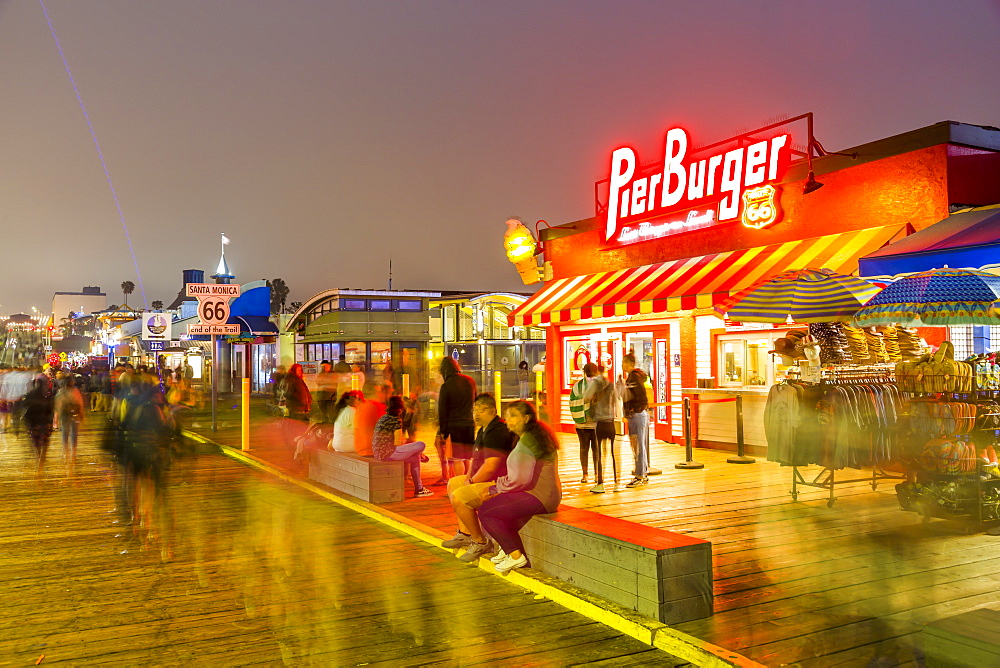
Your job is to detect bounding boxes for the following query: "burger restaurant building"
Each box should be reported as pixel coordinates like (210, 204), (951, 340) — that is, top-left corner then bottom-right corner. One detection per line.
(509, 116), (1000, 451)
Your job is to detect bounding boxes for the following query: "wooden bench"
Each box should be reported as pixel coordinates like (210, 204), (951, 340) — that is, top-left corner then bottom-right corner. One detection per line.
(308, 449), (405, 503)
(923, 607), (1000, 667)
(519, 505), (713, 624)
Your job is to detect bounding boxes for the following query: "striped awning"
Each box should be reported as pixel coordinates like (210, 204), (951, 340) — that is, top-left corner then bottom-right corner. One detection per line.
(509, 225), (905, 327)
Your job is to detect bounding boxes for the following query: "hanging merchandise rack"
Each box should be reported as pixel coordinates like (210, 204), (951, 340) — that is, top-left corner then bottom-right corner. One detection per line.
(894, 356), (1000, 532)
(778, 364), (904, 507)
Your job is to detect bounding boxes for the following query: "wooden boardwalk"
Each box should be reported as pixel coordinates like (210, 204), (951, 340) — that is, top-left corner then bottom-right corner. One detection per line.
(0, 422), (683, 666)
(193, 398), (1000, 667)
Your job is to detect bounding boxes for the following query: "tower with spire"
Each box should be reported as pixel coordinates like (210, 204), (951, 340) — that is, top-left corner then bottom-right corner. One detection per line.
(212, 233), (236, 284)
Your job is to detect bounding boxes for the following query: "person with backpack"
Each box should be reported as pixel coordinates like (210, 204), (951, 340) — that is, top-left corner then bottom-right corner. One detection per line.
(569, 363), (601, 490)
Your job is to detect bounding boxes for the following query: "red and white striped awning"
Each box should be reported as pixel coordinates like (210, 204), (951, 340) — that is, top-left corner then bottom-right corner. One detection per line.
(509, 225), (905, 327)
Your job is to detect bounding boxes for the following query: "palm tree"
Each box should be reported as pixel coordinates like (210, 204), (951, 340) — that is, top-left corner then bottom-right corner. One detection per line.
(121, 281), (135, 309)
(151, 300), (163, 310)
(267, 278), (290, 314)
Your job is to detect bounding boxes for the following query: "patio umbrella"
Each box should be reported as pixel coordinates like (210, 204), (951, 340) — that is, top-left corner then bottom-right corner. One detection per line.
(853, 267), (1000, 326)
(714, 268), (881, 323)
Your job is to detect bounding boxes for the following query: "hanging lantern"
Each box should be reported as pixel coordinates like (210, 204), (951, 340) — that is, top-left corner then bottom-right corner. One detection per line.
(504, 219), (542, 285)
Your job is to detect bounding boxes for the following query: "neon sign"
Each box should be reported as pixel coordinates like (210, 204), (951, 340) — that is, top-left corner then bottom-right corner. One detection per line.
(604, 127), (791, 243)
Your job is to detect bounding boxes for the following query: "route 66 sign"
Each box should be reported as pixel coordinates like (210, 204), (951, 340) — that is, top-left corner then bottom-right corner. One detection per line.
(741, 184), (781, 229)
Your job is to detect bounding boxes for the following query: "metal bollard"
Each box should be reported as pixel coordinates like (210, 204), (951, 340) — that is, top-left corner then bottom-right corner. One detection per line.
(676, 396), (704, 469)
(727, 394), (755, 464)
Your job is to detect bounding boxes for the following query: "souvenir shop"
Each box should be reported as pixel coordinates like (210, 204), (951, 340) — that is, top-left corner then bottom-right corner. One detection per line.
(508, 115), (1000, 489)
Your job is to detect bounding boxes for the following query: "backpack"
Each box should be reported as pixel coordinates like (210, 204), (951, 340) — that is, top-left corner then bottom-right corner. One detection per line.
(568, 378), (592, 425)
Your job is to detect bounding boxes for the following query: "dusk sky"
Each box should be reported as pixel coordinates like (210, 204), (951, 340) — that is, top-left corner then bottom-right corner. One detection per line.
(2, 0), (999, 316)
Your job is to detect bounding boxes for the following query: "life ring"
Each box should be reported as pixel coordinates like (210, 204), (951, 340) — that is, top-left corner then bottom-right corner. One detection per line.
(573, 346), (591, 371)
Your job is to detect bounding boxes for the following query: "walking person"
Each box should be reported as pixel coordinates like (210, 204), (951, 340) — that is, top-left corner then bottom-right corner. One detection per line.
(618, 354), (650, 488)
(569, 363), (601, 487)
(478, 401), (562, 573)
(434, 357), (477, 484)
(517, 361), (530, 400)
(372, 396), (433, 498)
(22, 378), (55, 477)
(589, 365), (621, 492)
(315, 360), (337, 422)
(55, 375), (86, 479)
(278, 363), (312, 449)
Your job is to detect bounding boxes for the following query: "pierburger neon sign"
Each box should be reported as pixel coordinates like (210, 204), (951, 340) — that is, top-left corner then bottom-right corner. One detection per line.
(604, 127), (791, 245)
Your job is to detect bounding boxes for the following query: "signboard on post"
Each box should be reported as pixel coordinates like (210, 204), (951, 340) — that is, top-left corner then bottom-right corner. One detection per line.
(148, 341), (165, 351)
(142, 312), (172, 341)
(188, 324), (240, 335)
(185, 284), (240, 298)
(185, 282), (240, 435)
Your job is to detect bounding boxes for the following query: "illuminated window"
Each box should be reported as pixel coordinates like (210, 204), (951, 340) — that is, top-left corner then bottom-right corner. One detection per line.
(395, 300), (422, 311)
(370, 300), (391, 311)
(342, 299), (366, 311)
(345, 342), (366, 364)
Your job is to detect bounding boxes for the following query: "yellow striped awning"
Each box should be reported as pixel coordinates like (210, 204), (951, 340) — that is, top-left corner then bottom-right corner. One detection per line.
(509, 225), (906, 327)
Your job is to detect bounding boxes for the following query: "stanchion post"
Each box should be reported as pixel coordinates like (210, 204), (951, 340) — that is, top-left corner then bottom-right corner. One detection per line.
(535, 371), (543, 411)
(676, 396), (704, 469)
(727, 393), (756, 464)
(494, 370), (502, 407)
(241, 377), (250, 451)
(402, 373), (410, 398)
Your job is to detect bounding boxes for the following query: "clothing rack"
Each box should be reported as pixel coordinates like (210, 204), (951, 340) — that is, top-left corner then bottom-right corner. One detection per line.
(782, 365), (902, 506)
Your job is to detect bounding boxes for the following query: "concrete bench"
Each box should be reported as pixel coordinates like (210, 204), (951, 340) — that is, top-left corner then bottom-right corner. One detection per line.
(309, 449), (405, 503)
(519, 505), (713, 624)
(923, 607), (1000, 667)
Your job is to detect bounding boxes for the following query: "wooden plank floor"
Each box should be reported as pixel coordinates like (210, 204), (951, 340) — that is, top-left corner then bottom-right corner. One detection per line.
(196, 398), (1000, 667)
(0, 421), (685, 667)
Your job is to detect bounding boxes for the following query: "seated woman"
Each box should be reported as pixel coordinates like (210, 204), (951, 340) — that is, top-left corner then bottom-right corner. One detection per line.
(478, 400), (562, 573)
(372, 396), (433, 498)
(330, 391), (363, 452)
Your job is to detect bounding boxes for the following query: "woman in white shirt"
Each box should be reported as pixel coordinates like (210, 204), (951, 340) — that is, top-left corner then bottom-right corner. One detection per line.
(330, 391), (363, 452)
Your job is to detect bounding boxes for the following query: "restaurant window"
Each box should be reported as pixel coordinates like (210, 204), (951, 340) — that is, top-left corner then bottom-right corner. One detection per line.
(491, 305), (511, 340)
(458, 306), (476, 340)
(371, 342), (391, 364)
(342, 299), (366, 311)
(370, 300), (392, 311)
(395, 300), (422, 311)
(345, 342), (366, 364)
(718, 332), (782, 387)
(443, 305), (457, 342)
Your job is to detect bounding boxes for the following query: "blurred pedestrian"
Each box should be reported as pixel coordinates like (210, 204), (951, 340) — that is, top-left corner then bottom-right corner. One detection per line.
(434, 357), (477, 484)
(278, 363), (311, 449)
(315, 360), (336, 422)
(22, 378), (54, 476)
(517, 360), (530, 400)
(55, 375), (85, 478)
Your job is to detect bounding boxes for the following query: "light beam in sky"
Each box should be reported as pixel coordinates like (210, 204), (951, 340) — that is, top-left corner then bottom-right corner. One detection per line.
(39, 0), (147, 308)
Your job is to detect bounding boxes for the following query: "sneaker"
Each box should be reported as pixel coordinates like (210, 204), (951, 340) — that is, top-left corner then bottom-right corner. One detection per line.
(612, 483), (625, 492)
(625, 477), (648, 488)
(414, 488), (434, 498)
(494, 553), (528, 573)
(590, 483), (605, 494)
(490, 548), (508, 564)
(457, 539), (494, 563)
(429, 478), (448, 487)
(441, 531), (472, 549)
